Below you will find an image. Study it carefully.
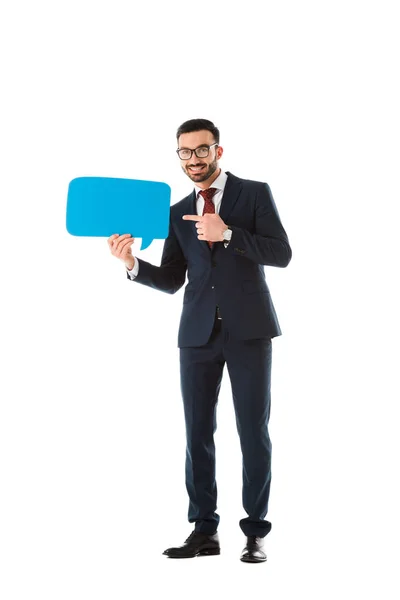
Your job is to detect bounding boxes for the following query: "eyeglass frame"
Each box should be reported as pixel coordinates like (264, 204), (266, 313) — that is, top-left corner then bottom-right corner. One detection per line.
(176, 142), (219, 160)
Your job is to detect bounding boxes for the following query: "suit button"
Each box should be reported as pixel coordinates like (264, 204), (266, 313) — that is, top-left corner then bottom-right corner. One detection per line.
(212, 285), (215, 289)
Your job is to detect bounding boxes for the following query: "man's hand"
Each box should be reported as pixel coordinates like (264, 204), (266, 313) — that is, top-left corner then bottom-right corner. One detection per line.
(182, 213), (228, 242)
(108, 233), (136, 269)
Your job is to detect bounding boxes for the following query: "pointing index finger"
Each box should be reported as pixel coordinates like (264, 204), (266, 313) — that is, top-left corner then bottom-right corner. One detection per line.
(182, 215), (202, 221)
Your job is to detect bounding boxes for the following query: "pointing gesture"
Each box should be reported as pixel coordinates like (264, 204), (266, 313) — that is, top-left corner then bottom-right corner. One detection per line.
(182, 213), (228, 242)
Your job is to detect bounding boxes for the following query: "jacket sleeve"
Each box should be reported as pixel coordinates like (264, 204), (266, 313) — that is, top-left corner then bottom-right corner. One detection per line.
(225, 183), (292, 267)
(126, 215), (187, 293)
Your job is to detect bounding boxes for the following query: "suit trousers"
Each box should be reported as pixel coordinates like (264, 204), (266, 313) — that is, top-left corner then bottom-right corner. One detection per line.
(179, 310), (273, 538)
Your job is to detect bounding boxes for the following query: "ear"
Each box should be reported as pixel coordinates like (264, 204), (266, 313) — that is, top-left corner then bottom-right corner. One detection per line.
(217, 145), (224, 160)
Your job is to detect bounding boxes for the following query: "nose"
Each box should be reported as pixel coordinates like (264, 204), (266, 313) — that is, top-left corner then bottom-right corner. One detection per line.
(188, 153), (205, 166)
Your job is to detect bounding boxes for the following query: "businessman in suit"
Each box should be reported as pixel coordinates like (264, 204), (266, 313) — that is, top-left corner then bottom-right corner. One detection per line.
(108, 119), (291, 562)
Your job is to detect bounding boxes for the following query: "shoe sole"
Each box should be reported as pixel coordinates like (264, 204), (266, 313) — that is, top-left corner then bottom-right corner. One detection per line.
(198, 548), (220, 556)
(164, 547), (221, 558)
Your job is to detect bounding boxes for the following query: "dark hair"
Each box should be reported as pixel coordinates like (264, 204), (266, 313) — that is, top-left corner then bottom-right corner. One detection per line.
(176, 119), (220, 144)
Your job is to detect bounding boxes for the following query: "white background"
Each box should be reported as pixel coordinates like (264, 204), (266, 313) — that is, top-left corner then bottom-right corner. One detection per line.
(1, 0), (399, 598)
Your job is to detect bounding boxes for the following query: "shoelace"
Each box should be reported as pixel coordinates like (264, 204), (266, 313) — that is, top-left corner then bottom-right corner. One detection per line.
(184, 531), (210, 543)
(184, 531), (198, 543)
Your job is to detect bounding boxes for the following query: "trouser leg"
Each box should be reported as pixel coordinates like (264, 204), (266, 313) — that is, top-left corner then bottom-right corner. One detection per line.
(225, 336), (273, 537)
(179, 319), (225, 534)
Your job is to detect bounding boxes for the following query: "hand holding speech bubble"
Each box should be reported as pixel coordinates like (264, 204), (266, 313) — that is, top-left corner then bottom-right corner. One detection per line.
(66, 177), (171, 250)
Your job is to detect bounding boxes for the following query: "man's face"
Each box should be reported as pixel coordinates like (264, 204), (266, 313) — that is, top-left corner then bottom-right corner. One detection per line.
(177, 130), (223, 184)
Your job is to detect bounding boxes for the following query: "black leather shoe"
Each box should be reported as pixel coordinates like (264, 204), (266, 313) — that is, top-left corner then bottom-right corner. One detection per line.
(240, 536), (267, 563)
(163, 530), (220, 558)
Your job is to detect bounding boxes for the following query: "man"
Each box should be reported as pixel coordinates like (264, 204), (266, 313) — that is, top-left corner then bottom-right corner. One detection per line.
(108, 118), (292, 562)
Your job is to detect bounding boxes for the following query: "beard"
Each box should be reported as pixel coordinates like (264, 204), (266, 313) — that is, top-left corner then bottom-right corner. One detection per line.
(183, 157), (219, 183)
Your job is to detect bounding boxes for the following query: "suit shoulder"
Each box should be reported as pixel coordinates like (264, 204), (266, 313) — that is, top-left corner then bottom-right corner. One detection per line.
(171, 194), (191, 209)
(169, 193), (193, 222)
(243, 179), (271, 192)
(227, 171), (270, 192)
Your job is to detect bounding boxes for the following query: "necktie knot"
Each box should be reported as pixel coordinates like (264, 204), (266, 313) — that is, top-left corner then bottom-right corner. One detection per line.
(199, 187), (217, 202)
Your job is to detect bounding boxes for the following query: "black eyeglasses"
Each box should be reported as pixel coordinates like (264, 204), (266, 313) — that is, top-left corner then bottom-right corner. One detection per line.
(176, 143), (218, 160)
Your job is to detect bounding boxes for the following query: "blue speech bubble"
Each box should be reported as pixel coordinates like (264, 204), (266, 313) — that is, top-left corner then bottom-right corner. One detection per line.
(66, 176), (171, 250)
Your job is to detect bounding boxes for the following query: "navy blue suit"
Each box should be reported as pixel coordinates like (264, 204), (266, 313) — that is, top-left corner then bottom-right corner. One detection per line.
(128, 171), (291, 536)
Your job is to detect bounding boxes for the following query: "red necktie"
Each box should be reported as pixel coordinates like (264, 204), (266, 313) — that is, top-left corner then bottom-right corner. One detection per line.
(199, 187), (217, 248)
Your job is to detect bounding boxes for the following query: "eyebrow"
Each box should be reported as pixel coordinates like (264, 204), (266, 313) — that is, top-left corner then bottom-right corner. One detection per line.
(178, 144), (210, 150)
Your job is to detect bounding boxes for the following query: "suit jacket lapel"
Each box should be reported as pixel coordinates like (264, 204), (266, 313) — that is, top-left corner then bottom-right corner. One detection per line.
(218, 171), (242, 225)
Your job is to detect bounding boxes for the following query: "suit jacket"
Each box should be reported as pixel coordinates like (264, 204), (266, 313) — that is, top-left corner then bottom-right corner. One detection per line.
(127, 171), (292, 347)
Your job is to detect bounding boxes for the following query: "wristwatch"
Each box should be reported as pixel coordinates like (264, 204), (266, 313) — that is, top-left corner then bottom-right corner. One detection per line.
(223, 226), (232, 242)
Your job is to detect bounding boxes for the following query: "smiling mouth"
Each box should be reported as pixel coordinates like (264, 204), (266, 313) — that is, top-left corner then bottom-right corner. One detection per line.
(188, 165), (206, 173)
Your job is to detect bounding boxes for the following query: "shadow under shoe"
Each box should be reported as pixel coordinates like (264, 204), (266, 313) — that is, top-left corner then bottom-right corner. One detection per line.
(240, 536), (267, 563)
(163, 530), (220, 558)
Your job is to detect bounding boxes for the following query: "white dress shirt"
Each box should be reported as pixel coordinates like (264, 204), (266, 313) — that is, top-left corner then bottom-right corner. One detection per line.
(127, 169), (231, 279)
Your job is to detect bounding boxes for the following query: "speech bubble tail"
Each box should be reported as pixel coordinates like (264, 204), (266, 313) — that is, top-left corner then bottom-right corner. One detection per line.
(140, 238), (153, 250)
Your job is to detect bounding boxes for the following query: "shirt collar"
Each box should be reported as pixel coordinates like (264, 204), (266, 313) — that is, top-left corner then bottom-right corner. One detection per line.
(194, 169), (228, 197)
